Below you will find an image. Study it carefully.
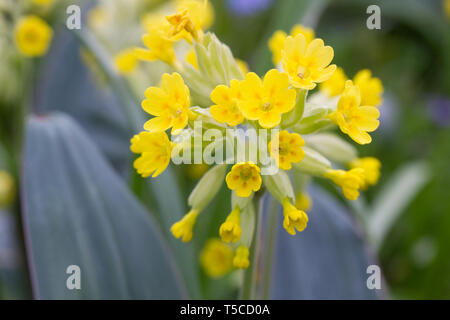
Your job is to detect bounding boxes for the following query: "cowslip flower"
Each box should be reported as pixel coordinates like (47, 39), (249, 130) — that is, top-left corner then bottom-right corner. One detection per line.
(210, 80), (244, 126)
(219, 207), (242, 243)
(130, 131), (174, 178)
(170, 209), (200, 242)
(233, 245), (250, 269)
(268, 130), (305, 170)
(282, 197), (308, 235)
(324, 168), (365, 200)
(226, 162), (262, 198)
(239, 69), (296, 128)
(14, 15), (53, 57)
(328, 80), (380, 145)
(135, 26), (176, 66)
(200, 239), (233, 278)
(282, 34), (336, 90)
(353, 69), (383, 107)
(269, 24), (314, 65)
(348, 157), (381, 189)
(142, 72), (191, 134)
(114, 48), (138, 75)
(319, 66), (348, 97)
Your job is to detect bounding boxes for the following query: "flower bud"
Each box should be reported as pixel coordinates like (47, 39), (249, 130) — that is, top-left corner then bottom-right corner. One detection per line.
(292, 146), (331, 176)
(262, 170), (295, 203)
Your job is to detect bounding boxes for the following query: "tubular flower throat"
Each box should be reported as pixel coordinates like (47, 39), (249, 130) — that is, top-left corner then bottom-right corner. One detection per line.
(269, 24), (315, 65)
(353, 69), (384, 107)
(269, 130), (305, 170)
(295, 191), (312, 211)
(328, 80), (380, 145)
(349, 157), (381, 189)
(219, 207), (242, 243)
(233, 245), (250, 269)
(142, 72), (191, 134)
(130, 131), (174, 178)
(226, 162), (262, 198)
(14, 15), (53, 57)
(282, 34), (336, 90)
(114, 48), (138, 74)
(282, 197), (308, 235)
(210, 80), (244, 126)
(171, 209), (200, 242)
(324, 168), (365, 201)
(200, 239), (233, 278)
(239, 69), (296, 128)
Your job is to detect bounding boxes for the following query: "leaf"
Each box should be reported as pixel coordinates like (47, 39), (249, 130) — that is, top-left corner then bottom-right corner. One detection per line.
(270, 185), (384, 299)
(368, 161), (430, 250)
(21, 113), (186, 299)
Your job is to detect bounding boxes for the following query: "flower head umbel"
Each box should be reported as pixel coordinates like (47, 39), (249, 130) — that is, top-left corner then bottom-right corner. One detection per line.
(353, 69), (383, 107)
(226, 162), (262, 198)
(349, 157), (381, 189)
(282, 34), (336, 90)
(219, 207), (242, 243)
(200, 239), (233, 278)
(14, 15), (53, 57)
(282, 197), (308, 235)
(329, 80), (380, 145)
(210, 80), (244, 126)
(130, 131), (174, 178)
(170, 209), (200, 242)
(233, 245), (250, 269)
(324, 168), (365, 200)
(239, 69), (296, 128)
(269, 130), (305, 170)
(269, 24), (314, 65)
(142, 72), (191, 134)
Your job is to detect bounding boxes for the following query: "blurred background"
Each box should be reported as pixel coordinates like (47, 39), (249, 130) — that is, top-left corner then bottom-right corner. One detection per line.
(0, 0), (449, 299)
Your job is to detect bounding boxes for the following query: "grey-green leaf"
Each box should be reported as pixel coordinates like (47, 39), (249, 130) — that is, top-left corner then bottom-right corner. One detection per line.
(22, 113), (186, 299)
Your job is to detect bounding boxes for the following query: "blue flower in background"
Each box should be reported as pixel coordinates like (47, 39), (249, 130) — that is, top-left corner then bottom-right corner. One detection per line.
(428, 96), (450, 127)
(227, 0), (273, 16)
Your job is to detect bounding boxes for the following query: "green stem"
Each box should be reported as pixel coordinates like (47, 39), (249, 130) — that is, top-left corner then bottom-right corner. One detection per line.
(240, 192), (264, 300)
(261, 197), (279, 299)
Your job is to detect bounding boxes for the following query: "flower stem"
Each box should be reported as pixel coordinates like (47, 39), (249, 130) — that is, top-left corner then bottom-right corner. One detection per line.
(261, 197), (279, 299)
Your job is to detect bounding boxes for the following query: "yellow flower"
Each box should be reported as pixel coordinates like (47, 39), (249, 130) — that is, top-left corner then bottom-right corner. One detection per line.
(226, 162), (262, 198)
(349, 157), (381, 189)
(186, 48), (198, 69)
(219, 207), (242, 243)
(200, 239), (233, 278)
(171, 209), (199, 242)
(14, 15), (53, 57)
(268, 130), (305, 170)
(268, 24), (314, 65)
(319, 66), (348, 97)
(236, 59), (249, 75)
(282, 34), (336, 90)
(176, 0), (214, 31)
(142, 72), (191, 134)
(114, 48), (138, 75)
(130, 131), (174, 178)
(282, 197), (308, 235)
(328, 80), (380, 145)
(210, 80), (244, 126)
(233, 245), (250, 269)
(0, 171), (15, 208)
(295, 191), (311, 211)
(353, 69), (383, 107)
(135, 24), (176, 66)
(324, 168), (365, 200)
(239, 69), (296, 128)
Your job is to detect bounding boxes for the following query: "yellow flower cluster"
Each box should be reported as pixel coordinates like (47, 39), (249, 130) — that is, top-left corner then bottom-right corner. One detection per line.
(130, 10), (384, 270)
(14, 15), (53, 57)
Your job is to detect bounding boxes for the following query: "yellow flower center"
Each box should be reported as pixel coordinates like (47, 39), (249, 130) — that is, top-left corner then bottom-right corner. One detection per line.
(261, 102), (272, 111)
(239, 167), (252, 180)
